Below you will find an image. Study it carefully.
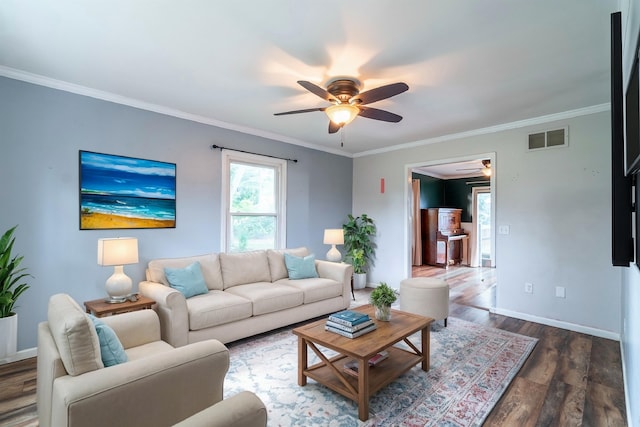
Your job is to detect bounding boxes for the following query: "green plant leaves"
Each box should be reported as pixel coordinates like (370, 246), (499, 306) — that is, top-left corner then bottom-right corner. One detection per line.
(343, 214), (376, 274)
(0, 225), (31, 318)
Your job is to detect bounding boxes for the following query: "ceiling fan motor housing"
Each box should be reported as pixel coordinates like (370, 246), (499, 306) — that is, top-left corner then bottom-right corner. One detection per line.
(326, 78), (362, 103)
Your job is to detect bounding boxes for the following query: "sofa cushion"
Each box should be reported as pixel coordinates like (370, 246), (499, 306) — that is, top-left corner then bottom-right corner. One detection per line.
(47, 293), (103, 376)
(219, 251), (271, 289)
(267, 247), (309, 281)
(89, 315), (128, 367)
(186, 291), (253, 330)
(276, 277), (343, 304)
(224, 283), (304, 315)
(284, 253), (318, 280)
(165, 261), (209, 298)
(148, 254), (224, 291)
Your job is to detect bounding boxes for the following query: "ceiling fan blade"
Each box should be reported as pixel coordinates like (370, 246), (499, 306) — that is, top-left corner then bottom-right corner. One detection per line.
(356, 82), (409, 105)
(297, 81), (337, 102)
(328, 121), (342, 134)
(274, 107), (325, 116)
(358, 106), (403, 123)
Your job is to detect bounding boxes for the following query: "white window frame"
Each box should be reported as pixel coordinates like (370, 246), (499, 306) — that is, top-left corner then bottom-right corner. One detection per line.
(221, 150), (287, 252)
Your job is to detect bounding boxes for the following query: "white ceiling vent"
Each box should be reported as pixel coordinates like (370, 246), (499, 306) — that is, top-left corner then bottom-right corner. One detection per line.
(527, 127), (568, 151)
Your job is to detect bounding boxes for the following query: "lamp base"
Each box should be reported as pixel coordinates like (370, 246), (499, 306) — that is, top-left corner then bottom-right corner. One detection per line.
(104, 296), (128, 304)
(326, 245), (342, 262)
(105, 265), (133, 304)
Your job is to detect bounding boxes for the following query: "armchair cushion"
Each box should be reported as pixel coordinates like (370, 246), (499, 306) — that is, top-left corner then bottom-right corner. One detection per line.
(284, 253), (318, 280)
(89, 315), (128, 367)
(47, 293), (103, 376)
(165, 261), (209, 298)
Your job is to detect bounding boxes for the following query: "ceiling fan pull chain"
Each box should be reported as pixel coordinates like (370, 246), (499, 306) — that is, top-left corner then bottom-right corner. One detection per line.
(340, 128), (344, 147)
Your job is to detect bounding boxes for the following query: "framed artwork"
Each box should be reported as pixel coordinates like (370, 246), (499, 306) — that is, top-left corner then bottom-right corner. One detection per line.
(79, 151), (176, 229)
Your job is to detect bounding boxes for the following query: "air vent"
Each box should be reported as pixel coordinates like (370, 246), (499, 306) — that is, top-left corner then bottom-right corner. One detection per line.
(528, 127), (568, 150)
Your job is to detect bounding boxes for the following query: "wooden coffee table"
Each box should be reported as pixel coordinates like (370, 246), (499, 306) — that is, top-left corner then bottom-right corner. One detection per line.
(292, 305), (433, 421)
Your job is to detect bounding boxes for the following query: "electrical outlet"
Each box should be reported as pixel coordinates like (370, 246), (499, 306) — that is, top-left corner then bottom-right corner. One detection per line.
(498, 225), (510, 235)
(524, 282), (533, 293)
(555, 286), (566, 298)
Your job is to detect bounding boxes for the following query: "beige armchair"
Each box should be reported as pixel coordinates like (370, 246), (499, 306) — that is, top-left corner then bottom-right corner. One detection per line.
(37, 293), (267, 427)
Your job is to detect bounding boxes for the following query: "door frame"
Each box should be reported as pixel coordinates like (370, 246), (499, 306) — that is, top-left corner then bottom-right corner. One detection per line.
(471, 186), (494, 267)
(404, 152), (496, 277)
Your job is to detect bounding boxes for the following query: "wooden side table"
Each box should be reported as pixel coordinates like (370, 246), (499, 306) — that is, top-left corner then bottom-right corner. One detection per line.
(84, 295), (155, 318)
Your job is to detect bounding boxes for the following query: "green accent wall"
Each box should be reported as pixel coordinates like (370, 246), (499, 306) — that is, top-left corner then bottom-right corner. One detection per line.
(412, 173), (443, 208)
(413, 173), (489, 222)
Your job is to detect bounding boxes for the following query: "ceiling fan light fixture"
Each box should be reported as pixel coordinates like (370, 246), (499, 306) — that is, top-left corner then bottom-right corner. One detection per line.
(325, 104), (359, 126)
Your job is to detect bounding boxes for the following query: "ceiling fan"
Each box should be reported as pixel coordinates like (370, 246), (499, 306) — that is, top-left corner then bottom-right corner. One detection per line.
(274, 77), (409, 133)
(457, 160), (492, 176)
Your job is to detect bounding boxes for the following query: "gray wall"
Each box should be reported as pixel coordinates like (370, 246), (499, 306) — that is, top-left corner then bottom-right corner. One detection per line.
(0, 76), (352, 349)
(353, 110), (620, 335)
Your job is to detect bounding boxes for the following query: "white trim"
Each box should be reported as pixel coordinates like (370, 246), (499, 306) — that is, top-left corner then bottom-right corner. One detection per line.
(493, 307), (620, 341)
(0, 347), (37, 365)
(404, 153), (496, 279)
(220, 150), (287, 252)
(355, 104), (608, 158)
(0, 66), (349, 158)
(1, 66), (609, 159)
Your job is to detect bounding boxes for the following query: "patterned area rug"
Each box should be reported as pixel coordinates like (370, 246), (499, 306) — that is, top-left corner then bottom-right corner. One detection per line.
(225, 317), (537, 427)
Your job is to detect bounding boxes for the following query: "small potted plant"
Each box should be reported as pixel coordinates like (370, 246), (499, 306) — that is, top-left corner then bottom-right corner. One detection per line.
(0, 225), (31, 359)
(370, 282), (397, 321)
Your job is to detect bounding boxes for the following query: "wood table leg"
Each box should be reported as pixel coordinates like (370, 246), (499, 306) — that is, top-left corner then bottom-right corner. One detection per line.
(298, 336), (307, 386)
(357, 358), (370, 421)
(421, 324), (431, 371)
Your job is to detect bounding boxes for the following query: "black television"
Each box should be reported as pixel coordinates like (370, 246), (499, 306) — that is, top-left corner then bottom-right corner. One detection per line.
(611, 11), (634, 266)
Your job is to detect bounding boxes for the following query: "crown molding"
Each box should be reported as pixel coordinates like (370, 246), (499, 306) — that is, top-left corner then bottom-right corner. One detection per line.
(0, 66), (352, 158)
(1, 66), (608, 160)
(353, 103), (611, 158)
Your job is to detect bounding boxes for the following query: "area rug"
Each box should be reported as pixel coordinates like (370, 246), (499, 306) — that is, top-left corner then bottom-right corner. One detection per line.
(224, 317), (537, 427)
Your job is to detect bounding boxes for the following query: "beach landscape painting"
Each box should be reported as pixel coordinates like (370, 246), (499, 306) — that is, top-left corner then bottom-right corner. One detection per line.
(80, 151), (176, 229)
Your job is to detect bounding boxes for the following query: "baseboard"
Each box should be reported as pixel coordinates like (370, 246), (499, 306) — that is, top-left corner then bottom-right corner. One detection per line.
(0, 347), (37, 365)
(492, 308), (620, 341)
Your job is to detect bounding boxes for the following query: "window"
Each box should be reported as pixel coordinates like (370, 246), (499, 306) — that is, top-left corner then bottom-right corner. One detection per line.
(221, 151), (286, 252)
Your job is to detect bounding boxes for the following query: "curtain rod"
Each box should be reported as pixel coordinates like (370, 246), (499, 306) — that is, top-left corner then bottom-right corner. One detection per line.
(210, 144), (298, 163)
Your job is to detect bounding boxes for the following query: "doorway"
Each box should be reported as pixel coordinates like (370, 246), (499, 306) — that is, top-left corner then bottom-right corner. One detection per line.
(406, 154), (497, 311)
(472, 186), (493, 267)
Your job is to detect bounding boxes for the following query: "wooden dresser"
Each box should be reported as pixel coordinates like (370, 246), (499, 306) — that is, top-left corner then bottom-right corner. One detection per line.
(422, 208), (466, 267)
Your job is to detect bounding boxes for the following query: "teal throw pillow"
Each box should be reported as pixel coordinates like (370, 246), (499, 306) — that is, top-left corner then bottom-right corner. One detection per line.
(284, 253), (318, 280)
(89, 315), (128, 367)
(164, 261), (209, 298)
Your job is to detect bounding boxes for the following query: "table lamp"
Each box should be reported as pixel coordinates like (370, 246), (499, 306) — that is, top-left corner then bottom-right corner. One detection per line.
(323, 229), (344, 262)
(97, 237), (139, 303)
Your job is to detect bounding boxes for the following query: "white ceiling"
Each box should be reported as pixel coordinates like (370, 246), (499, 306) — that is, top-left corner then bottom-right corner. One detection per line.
(0, 1), (617, 157)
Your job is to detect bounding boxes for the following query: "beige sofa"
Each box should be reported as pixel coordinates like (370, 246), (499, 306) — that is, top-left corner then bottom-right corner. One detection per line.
(37, 293), (266, 427)
(139, 247), (353, 346)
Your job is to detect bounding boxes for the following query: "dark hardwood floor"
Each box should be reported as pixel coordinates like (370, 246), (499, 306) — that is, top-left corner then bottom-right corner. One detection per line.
(412, 265), (627, 426)
(0, 266), (627, 426)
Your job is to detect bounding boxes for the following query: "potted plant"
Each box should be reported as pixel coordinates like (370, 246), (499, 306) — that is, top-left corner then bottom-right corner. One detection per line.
(0, 225), (31, 359)
(343, 214), (376, 289)
(370, 282), (397, 321)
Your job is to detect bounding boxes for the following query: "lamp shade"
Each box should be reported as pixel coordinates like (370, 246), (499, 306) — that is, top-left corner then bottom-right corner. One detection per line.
(325, 104), (359, 126)
(323, 229), (344, 245)
(97, 237), (139, 266)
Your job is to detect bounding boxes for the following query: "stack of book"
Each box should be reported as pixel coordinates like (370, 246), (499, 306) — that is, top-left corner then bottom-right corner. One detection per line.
(325, 310), (377, 338)
(343, 351), (389, 377)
